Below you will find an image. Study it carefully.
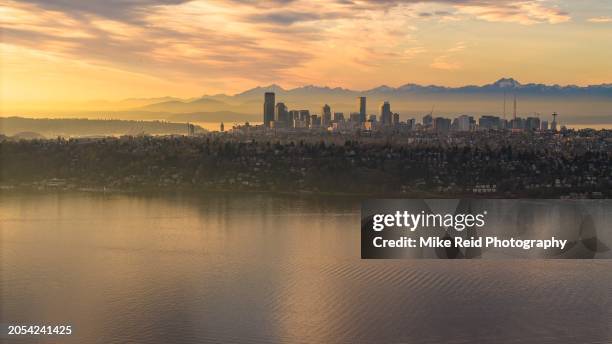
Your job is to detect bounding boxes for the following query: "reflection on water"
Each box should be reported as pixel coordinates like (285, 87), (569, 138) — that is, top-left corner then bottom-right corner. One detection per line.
(1, 193), (611, 343)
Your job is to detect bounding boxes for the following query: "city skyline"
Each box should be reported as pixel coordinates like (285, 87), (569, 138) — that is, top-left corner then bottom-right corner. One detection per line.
(1, 0), (612, 111)
(258, 90), (559, 132)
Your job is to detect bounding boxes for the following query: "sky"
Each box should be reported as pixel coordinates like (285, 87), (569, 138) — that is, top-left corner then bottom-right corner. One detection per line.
(1, 0), (612, 109)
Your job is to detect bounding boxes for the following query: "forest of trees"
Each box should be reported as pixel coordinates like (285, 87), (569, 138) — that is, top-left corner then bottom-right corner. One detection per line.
(1, 134), (609, 198)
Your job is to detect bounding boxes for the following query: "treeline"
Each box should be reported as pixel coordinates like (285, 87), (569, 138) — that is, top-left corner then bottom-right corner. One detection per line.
(0, 135), (610, 197)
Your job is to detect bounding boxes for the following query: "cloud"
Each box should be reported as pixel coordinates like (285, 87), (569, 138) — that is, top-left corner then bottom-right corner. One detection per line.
(454, 1), (570, 25)
(12, 0), (192, 23)
(244, 10), (349, 25)
(588, 16), (612, 23)
(355, 0), (570, 25)
(429, 42), (466, 70)
(1, 0), (315, 86)
(0, 0), (575, 94)
(430, 55), (461, 70)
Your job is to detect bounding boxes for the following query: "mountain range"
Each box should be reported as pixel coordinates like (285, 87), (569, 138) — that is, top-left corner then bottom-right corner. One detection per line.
(10, 78), (612, 125)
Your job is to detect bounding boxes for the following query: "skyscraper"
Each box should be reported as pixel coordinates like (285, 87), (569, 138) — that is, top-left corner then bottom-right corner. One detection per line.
(423, 114), (433, 128)
(526, 117), (540, 131)
(433, 117), (451, 133)
(275, 102), (288, 128)
(358, 96), (366, 123)
(380, 101), (392, 126)
(299, 110), (311, 127)
(479, 115), (501, 130)
(322, 104), (331, 127)
(333, 112), (344, 122)
(456, 115), (471, 131)
(263, 92), (275, 127)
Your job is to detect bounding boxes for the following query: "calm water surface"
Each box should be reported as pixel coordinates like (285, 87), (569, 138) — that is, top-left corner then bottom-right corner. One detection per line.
(1, 193), (611, 343)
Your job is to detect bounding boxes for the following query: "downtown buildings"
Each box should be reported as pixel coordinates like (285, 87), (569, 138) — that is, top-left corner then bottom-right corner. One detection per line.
(261, 91), (562, 134)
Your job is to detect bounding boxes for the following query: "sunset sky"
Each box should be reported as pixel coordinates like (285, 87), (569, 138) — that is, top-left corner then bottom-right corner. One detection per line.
(1, 0), (611, 109)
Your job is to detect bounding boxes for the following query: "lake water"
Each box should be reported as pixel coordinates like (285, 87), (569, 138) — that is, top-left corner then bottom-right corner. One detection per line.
(1, 193), (611, 343)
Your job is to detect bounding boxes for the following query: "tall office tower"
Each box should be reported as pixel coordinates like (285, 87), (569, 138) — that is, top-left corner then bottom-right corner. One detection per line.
(289, 110), (299, 121)
(333, 112), (345, 122)
(456, 115), (471, 131)
(423, 114), (433, 128)
(479, 116), (501, 130)
(322, 104), (332, 127)
(358, 97), (367, 123)
(288, 110), (300, 128)
(433, 117), (451, 133)
(298, 110), (310, 126)
(513, 94), (517, 120)
(310, 115), (321, 128)
(541, 120), (548, 130)
(380, 101), (392, 126)
(298, 110), (310, 121)
(275, 102), (288, 128)
(510, 117), (525, 130)
(407, 118), (416, 130)
(392, 113), (400, 126)
(526, 117), (540, 131)
(263, 92), (275, 127)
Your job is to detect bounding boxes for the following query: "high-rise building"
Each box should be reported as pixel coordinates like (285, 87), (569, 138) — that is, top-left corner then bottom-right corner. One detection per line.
(455, 115), (471, 131)
(322, 104), (331, 127)
(526, 117), (540, 131)
(423, 114), (433, 128)
(510, 117), (525, 130)
(288, 110), (300, 128)
(263, 92), (275, 127)
(393, 113), (400, 126)
(407, 118), (416, 129)
(299, 110), (310, 121)
(289, 110), (299, 120)
(310, 114), (321, 128)
(220, 122), (224, 132)
(479, 115), (501, 130)
(357, 97), (367, 123)
(275, 102), (288, 128)
(380, 101), (392, 126)
(333, 112), (345, 122)
(541, 120), (549, 130)
(433, 117), (451, 133)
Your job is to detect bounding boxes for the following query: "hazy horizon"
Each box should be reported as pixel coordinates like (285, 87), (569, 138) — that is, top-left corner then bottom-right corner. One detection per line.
(2, 0), (612, 112)
(2, 76), (610, 126)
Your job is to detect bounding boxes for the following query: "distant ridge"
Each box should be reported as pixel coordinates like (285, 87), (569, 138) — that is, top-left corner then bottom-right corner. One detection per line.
(5, 78), (609, 126)
(234, 78), (612, 96)
(106, 77), (610, 126)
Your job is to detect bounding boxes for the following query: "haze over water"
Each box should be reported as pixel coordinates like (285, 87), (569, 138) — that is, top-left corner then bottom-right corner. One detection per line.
(1, 193), (611, 343)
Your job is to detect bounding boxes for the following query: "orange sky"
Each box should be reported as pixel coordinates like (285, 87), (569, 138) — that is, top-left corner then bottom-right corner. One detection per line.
(1, 0), (611, 112)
